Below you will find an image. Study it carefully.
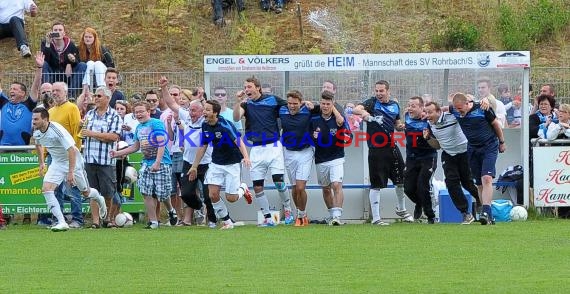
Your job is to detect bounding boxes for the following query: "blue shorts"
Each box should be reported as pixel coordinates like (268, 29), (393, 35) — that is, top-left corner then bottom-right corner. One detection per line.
(467, 141), (498, 185)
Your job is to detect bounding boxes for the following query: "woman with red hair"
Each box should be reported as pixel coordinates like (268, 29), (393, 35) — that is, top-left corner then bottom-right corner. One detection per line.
(78, 27), (114, 95)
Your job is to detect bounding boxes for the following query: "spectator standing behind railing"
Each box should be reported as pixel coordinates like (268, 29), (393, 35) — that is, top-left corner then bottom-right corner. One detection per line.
(160, 78), (217, 228)
(46, 81), (92, 229)
(529, 94), (558, 192)
(0, 80), (39, 147)
(530, 95), (558, 141)
(115, 100), (137, 146)
(478, 77), (506, 128)
(543, 103), (570, 140)
(82, 86), (120, 228)
(160, 85), (185, 222)
(40, 21), (86, 98)
(213, 86), (243, 131)
(531, 84), (556, 114)
(179, 89), (192, 109)
(78, 27), (115, 97)
(104, 68), (125, 108)
(145, 89), (162, 119)
(0, 0), (37, 58)
(36, 82), (54, 109)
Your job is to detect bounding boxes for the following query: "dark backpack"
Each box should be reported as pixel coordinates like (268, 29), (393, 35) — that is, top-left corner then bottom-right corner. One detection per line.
(497, 165), (523, 183)
(496, 165), (524, 205)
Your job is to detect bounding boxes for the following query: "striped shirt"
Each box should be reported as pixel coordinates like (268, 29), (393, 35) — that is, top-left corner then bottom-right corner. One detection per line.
(428, 112), (468, 156)
(83, 106), (121, 165)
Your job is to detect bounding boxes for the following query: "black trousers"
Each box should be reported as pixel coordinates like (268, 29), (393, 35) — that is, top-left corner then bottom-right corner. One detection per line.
(180, 161), (216, 223)
(404, 157), (437, 219)
(441, 151), (480, 213)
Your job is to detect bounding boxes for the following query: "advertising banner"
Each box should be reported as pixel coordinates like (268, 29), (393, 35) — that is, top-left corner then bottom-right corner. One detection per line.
(0, 153), (145, 214)
(204, 52), (531, 73)
(533, 147), (570, 207)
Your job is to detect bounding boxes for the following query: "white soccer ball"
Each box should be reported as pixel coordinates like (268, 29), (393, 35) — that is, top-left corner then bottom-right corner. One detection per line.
(510, 206), (528, 221)
(124, 166), (138, 184)
(117, 141), (129, 150)
(115, 212), (134, 227)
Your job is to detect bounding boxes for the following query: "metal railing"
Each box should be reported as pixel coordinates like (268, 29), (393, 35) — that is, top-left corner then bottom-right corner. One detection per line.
(2, 67), (570, 104)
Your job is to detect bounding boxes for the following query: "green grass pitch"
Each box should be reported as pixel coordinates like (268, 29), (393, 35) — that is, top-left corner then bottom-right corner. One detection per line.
(1, 220), (569, 293)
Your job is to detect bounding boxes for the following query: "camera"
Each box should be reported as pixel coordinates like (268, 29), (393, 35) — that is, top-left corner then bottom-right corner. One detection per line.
(49, 32), (60, 38)
(42, 93), (54, 108)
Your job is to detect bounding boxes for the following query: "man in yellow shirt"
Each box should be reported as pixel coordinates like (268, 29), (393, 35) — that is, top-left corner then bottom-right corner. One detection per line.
(32, 51), (88, 228)
(47, 81), (87, 228)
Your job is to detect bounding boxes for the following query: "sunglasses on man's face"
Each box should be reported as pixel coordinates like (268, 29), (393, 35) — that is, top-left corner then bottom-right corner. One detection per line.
(146, 99), (158, 103)
(214, 93), (227, 97)
(94, 94), (106, 98)
(170, 93), (180, 96)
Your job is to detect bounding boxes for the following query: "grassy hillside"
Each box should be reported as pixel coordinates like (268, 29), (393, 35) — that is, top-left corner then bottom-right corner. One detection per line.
(1, 0), (570, 75)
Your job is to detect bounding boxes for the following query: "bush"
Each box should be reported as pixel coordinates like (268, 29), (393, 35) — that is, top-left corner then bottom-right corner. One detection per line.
(498, 0), (570, 50)
(498, 4), (527, 50)
(235, 23), (275, 55)
(431, 18), (481, 51)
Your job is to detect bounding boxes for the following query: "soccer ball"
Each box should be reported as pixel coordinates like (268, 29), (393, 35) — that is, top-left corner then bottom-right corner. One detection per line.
(124, 166), (138, 184)
(117, 141), (129, 150)
(115, 212), (134, 227)
(510, 206), (528, 221)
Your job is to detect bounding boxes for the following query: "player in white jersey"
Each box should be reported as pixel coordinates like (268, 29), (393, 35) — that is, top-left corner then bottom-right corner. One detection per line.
(32, 107), (107, 231)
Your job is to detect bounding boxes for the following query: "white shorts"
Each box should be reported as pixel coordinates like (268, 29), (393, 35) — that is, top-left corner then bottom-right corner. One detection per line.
(316, 158), (345, 187)
(44, 161), (89, 193)
(205, 163), (241, 194)
(284, 147), (314, 182)
(249, 141), (285, 180)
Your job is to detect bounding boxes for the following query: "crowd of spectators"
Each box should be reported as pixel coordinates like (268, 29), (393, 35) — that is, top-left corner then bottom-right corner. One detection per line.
(1, 1), (569, 229)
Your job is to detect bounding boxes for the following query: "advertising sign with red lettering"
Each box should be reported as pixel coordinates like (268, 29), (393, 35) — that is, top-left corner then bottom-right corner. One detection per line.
(533, 147), (570, 207)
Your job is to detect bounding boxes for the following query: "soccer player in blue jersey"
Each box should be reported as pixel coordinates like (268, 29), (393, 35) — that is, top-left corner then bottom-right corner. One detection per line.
(449, 93), (506, 225)
(312, 90), (349, 225)
(190, 100), (252, 230)
(403, 97), (437, 224)
(353, 80), (413, 225)
(233, 76), (293, 226)
(279, 90), (317, 226)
